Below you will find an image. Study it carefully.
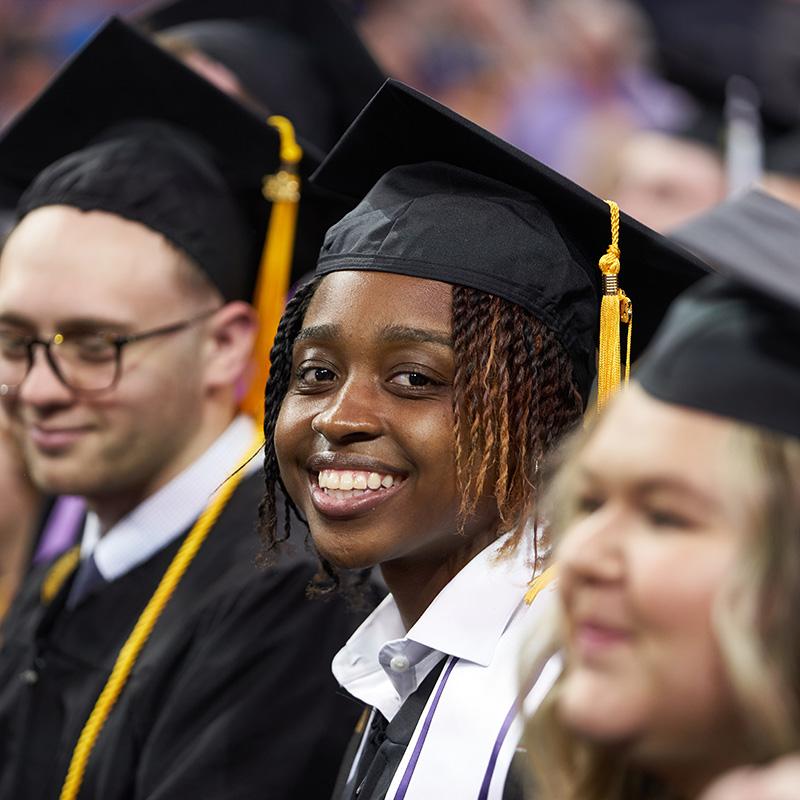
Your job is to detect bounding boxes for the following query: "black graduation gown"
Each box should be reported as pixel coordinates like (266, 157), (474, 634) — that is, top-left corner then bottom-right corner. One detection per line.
(331, 658), (526, 800)
(0, 473), (367, 800)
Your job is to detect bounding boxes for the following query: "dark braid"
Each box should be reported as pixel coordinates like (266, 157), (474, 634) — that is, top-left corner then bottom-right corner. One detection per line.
(260, 276), (585, 594)
(258, 278), (320, 560)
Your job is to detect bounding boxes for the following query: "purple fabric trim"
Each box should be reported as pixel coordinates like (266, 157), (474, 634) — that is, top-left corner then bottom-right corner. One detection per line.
(478, 698), (519, 800)
(32, 496), (85, 563)
(392, 656), (458, 800)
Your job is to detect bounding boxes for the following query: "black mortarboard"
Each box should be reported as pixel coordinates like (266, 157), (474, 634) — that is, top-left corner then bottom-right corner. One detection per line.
(637, 189), (800, 439)
(311, 79), (709, 405)
(134, 0), (385, 154)
(670, 189), (800, 308)
(0, 16), (350, 301)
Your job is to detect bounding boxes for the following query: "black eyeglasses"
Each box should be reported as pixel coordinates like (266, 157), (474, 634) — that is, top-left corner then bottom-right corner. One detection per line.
(0, 308), (219, 395)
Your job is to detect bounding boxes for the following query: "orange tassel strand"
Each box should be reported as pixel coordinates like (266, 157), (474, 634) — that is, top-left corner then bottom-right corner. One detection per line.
(240, 115), (303, 421)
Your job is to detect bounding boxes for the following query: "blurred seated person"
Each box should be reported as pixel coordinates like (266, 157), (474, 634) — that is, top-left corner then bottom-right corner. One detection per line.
(521, 189), (800, 799)
(136, 0), (383, 155)
(0, 21), (374, 799)
(0, 418), (39, 623)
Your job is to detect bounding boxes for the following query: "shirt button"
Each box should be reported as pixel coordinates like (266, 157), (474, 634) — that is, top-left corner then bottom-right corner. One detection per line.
(389, 654), (410, 673)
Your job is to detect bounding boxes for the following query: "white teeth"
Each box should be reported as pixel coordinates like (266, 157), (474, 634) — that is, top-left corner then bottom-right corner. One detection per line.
(316, 469), (401, 493)
(326, 488), (369, 499)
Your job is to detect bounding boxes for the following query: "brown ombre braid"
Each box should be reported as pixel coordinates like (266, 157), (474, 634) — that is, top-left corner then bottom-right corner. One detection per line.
(451, 285), (584, 552)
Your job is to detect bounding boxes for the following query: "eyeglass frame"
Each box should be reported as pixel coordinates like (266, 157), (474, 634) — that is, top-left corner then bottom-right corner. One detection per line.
(0, 307), (220, 396)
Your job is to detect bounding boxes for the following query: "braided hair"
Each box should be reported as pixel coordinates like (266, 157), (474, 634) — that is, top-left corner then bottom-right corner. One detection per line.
(451, 285), (584, 551)
(260, 276), (584, 593)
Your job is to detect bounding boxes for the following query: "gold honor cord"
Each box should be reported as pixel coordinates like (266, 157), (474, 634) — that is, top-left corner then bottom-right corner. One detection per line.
(241, 115), (303, 422)
(524, 564), (557, 606)
(41, 547), (80, 604)
(596, 199), (633, 411)
(59, 434), (263, 800)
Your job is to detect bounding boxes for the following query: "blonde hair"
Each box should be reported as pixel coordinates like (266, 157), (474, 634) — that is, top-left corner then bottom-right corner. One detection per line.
(521, 408), (800, 800)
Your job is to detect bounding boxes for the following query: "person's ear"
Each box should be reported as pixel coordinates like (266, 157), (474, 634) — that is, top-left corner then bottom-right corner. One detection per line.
(201, 301), (258, 390)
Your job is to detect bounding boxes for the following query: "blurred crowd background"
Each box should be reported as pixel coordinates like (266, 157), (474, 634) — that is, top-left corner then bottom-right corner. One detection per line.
(2, 0), (800, 233)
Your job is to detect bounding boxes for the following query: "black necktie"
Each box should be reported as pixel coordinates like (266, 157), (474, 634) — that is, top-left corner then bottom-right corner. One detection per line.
(65, 554), (106, 609)
(346, 656), (447, 800)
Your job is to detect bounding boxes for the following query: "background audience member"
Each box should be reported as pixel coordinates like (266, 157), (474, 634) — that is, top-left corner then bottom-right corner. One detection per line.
(522, 189), (800, 800)
(0, 418), (39, 623)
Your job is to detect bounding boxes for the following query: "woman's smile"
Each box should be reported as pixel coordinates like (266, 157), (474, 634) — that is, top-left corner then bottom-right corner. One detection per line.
(308, 467), (407, 520)
(303, 442), (412, 521)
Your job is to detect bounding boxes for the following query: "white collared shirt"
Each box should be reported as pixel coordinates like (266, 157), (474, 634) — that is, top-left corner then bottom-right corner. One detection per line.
(80, 414), (261, 581)
(332, 531), (561, 800)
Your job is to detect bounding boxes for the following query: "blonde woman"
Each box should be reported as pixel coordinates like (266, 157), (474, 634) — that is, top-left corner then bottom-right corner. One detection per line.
(522, 190), (800, 800)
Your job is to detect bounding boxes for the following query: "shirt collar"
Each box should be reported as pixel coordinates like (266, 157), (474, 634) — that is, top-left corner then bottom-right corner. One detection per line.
(404, 531), (534, 667)
(333, 530), (535, 714)
(82, 414), (260, 581)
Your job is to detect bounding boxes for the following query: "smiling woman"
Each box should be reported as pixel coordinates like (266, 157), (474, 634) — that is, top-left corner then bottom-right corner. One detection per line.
(525, 388), (790, 800)
(258, 80), (705, 800)
(523, 190), (800, 800)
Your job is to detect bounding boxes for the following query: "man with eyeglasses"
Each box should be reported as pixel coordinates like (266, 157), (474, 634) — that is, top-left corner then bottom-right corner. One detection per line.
(0, 15), (382, 800)
(0, 309), (219, 399)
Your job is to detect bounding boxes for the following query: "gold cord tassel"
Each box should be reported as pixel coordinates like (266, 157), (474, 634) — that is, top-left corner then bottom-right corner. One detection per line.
(596, 200), (632, 411)
(240, 115), (303, 421)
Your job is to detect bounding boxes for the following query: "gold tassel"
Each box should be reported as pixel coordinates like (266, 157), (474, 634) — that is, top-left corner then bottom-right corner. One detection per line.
(596, 200), (632, 411)
(240, 115), (303, 421)
(524, 564), (558, 605)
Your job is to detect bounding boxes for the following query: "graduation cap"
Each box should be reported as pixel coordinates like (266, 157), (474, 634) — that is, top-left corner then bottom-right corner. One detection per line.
(311, 79), (710, 408)
(637, 189), (800, 439)
(134, 0), (385, 154)
(0, 17), (356, 418)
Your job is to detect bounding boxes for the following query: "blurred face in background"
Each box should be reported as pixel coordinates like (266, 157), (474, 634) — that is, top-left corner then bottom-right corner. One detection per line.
(609, 132), (727, 233)
(760, 174), (800, 211)
(555, 385), (753, 789)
